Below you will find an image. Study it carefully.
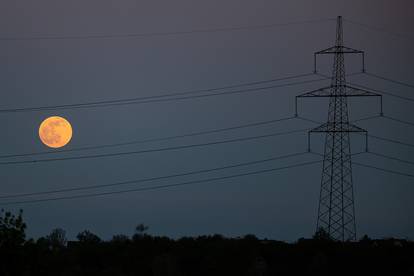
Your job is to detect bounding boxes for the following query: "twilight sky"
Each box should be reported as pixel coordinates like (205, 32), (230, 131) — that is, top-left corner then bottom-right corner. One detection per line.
(0, 0), (413, 241)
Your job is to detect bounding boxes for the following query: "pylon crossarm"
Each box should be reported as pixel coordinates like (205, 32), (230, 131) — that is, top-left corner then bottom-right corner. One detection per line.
(297, 86), (332, 98)
(311, 130), (367, 133)
(296, 86), (382, 116)
(344, 85), (383, 115)
(315, 45), (364, 55)
(309, 122), (367, 133)
(297, 85), (381, 98)
(314, 43), (365, 73)
(308, 123), (368, 153)
(343, 85), (381, 97)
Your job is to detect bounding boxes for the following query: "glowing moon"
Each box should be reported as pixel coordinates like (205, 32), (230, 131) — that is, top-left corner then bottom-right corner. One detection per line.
(39, 116), (73, 148)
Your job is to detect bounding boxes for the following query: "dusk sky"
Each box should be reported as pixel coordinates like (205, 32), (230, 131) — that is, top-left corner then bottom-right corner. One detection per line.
(0, 0), (413, 241)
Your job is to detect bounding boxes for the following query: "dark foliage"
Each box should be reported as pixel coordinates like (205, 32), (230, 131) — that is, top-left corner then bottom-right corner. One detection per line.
(0, 211), (413, 275)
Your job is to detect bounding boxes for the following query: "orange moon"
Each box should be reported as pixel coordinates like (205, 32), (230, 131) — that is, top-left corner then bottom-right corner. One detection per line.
(39, 116), (73, 148)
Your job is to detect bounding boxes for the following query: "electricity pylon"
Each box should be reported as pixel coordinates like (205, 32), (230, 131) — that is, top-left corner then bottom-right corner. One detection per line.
(295, 16), (383, 241)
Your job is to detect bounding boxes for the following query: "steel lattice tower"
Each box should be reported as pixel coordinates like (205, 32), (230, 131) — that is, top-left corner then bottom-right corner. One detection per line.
(295, 16), (383, 241)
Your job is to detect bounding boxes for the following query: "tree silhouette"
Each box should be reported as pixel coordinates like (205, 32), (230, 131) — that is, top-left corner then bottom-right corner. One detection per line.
(313, 228), (332, 241)
(77, 230), (101, 244)
(135, 223), (149, 234)
(360, 234), (371, 243)
(111, 234), (130, 243)
(0, 209), (27, 275)
(133, 223), (149, 241)
(0, 209), (412, 274)
(46, 228), (67, 250)
(0, 209), (26, 248)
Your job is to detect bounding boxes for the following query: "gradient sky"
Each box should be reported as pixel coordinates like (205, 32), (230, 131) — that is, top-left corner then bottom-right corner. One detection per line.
(0, 0), (413, 241)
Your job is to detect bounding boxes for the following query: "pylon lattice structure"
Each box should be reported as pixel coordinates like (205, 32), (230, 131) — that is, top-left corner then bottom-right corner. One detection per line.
(295, 16), (383, 241)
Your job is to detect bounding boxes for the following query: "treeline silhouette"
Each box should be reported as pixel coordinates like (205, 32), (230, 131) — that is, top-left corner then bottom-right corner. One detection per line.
(0, 210), (413, 275)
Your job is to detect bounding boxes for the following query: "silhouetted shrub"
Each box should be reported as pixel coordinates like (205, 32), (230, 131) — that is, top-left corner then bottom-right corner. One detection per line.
(77, 230), (101, 244)
(45, 228), (67, 250)
(0, 209), (26, 248)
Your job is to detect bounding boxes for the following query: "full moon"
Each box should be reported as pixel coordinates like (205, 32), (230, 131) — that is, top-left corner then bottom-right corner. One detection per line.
(39, 116), (73, 148)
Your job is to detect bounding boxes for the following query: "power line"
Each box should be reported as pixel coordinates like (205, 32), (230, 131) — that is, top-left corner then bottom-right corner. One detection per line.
(0, 72), (313, 112)
(365, 72), (414, 89)
(0, 127), (311, 166)
(0, 116), (297, 159)
(311, 150), (414, 177)
(315, 71), (414, 103)
(382, 115), (414, 128)
(353, 162), (414, 178)
(2, 71), (363, 114)
(298, 115), (414, 149)
(369, 134), (414, 149)
(351, 114), (382, 123)
(349, 82), (414, 103)
(343, 18), (414, 41)
(0, 18), (335, 42)
(12, 155), (412, 206)
(0, 151), (309, 200)
(296, 116), (320, 125)
(367, 151), (414, 166)
(0, 75), (325, 113)
(0, 159), (323, 206)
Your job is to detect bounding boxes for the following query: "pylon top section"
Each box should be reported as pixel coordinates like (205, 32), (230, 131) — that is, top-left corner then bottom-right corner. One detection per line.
(314, 16), (365, 73)
(335, 15), (344, 47)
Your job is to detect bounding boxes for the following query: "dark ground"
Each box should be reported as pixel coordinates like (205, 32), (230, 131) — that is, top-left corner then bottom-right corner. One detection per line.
(1, 210), (413, 275)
